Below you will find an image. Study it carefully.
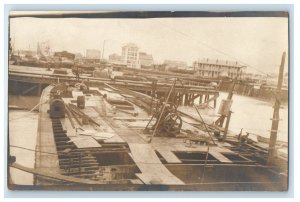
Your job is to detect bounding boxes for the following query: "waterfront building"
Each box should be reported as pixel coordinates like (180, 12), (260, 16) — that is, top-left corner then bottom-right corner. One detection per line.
(121, 43), (140, 68)
(193, 58), (246, 79)
(53, 51), (75, 62)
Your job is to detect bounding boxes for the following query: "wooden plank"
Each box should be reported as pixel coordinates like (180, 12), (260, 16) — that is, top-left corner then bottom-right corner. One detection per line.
(60, 118), (77, 137)
(116, 129), (146, 144)
(210, 151), (232, 163)
(113, 117), (151, 121)
(156, 148), (182, 163)
(69, 137), (102, 148)
(129, 144), (161, 164)
(127, 121), (149, 128)
(91, 132), (115, 139)
(113, 104), (134, 110)
(103, 135), (126, 143)
(103, 87), (113, 92)
(129, 144), (184, 185)
(120, 93), (135, 98)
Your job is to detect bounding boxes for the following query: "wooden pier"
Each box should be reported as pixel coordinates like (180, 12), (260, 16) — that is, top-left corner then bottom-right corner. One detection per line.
(9, 65), (219, 108)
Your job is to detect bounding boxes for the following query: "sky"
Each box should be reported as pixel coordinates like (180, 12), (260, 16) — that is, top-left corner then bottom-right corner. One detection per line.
(10, 16), (289, 74)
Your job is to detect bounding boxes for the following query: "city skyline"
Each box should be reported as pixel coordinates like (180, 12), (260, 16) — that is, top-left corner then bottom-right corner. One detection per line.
(10, 16), (288, 74)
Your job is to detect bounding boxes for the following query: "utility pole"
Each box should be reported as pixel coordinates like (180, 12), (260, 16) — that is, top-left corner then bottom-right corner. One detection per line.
(101, 40), (106, 60)
(267, 52), (286, 165)
(215, 78), (236, 128)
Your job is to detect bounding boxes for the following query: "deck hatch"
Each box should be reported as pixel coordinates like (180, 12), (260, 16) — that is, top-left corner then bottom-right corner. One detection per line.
(173, 151), (219, 164)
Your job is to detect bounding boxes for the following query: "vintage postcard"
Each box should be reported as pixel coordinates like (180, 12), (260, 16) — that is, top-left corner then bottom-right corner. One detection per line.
(8, 11), (289, 191)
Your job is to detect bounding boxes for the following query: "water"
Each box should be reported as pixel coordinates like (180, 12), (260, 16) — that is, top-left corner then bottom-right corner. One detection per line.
(217, 92), (288, 142)
(9, 110), (39, 185)
(9, 96), (41, 110)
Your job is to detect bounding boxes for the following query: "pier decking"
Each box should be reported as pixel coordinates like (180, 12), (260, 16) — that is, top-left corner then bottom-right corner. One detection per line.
(9, 65), (219, 108)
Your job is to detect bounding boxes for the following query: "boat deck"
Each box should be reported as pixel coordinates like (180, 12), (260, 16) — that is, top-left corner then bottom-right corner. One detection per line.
(35, 85), (240, 185)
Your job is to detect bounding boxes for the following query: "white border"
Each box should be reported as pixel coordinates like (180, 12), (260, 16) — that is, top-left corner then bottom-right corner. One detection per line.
(1, 0), (298, 200)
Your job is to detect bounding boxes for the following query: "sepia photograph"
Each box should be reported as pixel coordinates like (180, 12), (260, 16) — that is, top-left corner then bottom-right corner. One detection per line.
(7, 11), (289, 191)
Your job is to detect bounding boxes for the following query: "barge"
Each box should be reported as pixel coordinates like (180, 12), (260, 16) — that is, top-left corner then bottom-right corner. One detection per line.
(9, 77), (288, 191)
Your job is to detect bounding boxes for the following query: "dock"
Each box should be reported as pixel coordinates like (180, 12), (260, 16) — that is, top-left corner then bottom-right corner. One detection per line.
(9, 65), (219, 108)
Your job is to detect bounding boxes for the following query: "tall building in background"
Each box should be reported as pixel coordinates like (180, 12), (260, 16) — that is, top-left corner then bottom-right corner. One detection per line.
(37, 41), (51, 58)
(121, 43), (140, 68)
(193, 58), (246, 79)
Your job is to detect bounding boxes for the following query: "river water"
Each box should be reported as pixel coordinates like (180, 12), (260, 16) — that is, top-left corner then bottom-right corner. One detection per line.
(8, 93), (288, 185)
(218, 92), (288, 142)
(9, 110), (39, 185)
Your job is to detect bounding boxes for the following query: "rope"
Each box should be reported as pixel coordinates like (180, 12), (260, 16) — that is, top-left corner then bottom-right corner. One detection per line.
(10, 145), (57, 156)
(9, 99), (48, 121)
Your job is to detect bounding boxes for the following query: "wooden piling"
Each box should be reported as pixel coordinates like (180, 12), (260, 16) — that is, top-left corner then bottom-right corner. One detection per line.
(199, 95), (203, 104)
(268, 52), (286, 165)
(222, 111), (232, 142)
(38, 83), (42, 96)
(214, 98), (217, 108)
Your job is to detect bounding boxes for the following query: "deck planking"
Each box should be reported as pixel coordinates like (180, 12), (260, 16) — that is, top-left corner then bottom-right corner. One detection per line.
(129, 143), (184, 185)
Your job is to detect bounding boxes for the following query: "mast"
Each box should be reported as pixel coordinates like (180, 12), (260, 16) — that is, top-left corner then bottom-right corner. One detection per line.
(267, 52), (286, 165)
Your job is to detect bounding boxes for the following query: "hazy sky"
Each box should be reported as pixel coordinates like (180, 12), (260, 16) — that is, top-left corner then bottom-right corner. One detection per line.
(10, 17), (288, 74)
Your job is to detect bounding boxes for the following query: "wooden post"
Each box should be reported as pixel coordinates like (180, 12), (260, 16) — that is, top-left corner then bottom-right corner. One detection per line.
(189, 94), (193, 106)
(214, 97), (217, 108)
(184, 94), (188, 106)
(177, 93), (181, 105)
(268, 52), (286, 165)
(205, 94), (208, 101)
(207, 95), (210, 107)
(222, 111), (232, 142)
(38, 83), (42, 96)
(215, 79), (236, 128)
